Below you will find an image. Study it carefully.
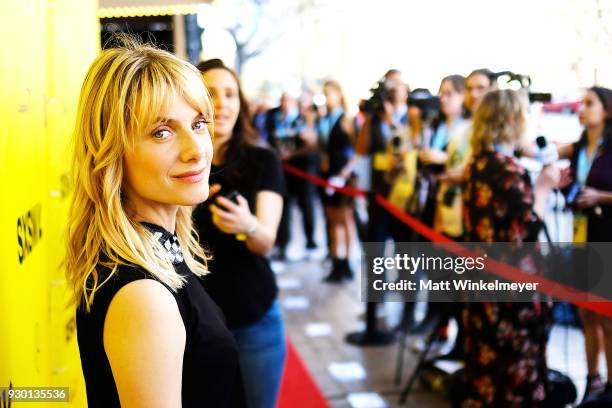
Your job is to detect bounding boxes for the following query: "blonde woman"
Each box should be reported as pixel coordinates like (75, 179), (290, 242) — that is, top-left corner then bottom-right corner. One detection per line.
(460, 90), (559, 407)
(319, 79), (358, 282)
(66, 39), (246, 408)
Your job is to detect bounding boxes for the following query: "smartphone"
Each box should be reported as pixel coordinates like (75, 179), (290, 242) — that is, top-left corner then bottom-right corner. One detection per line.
(220, 189), (240, 204)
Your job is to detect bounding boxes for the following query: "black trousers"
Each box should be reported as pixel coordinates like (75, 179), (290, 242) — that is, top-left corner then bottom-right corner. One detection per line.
(276, 165), (317, 250)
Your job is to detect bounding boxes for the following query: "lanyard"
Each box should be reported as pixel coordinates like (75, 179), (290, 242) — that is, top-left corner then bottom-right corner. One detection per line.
(430, 124), (447, 151)
(393, 107), (408, 126)
(381, 111), (408, 142)
(431, 119), (464, 151)
(576, 139), (602, 186)
(448, 122), (471, 168)
(318, 108), (343, 145)
(274, 108), (299, 139)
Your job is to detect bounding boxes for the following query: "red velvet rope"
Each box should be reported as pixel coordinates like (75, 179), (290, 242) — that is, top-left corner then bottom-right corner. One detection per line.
(282, 162), (612, 317)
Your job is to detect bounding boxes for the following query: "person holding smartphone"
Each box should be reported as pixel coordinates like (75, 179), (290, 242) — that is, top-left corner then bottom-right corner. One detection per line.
(557, 86), (612, 402)
(193, 59), (286, 408)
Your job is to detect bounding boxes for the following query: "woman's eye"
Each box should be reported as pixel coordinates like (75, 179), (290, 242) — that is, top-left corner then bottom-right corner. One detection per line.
(193, 119), (209, 131)
(153, 128), (172, 140)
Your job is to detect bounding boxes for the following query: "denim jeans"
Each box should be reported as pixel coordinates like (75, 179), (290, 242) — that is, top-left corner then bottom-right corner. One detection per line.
(231, 300), (286, 408)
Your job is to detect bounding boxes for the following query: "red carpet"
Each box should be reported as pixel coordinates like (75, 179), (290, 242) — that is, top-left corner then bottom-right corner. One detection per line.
(277, 338), (330, 408)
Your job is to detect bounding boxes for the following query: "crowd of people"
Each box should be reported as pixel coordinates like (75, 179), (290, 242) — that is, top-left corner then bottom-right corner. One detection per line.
(66, 36), (612, 408)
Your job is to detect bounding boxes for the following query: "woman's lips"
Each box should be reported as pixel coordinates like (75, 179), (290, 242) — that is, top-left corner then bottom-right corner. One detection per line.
(174, 168), (205, 184)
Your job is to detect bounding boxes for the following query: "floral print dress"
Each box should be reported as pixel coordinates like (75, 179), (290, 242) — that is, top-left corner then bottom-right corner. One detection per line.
(460, 151), (551, 408)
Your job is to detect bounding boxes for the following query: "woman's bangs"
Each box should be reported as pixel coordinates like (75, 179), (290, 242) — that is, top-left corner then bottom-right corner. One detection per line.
(178, 67), (213, 121)
(123, 60), (212, 147)
(126, 66), (177, 144)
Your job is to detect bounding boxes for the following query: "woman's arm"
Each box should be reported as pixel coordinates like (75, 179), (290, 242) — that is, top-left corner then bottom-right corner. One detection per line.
(104, 279), (185, 408)
(418, 149), (448, 165)
(246, 191), (283, 256)
(211, 191), (283, 257)
(355, 116), (371, 156)
(575, 187), (612, 208)
(338, 156), (358, 180)
(533, 164), (561, 218)
(595, 190), (612, 205)
(557, 143), (574, 160)
(437, 165), (465, 185)
(337, 115), (357, 179)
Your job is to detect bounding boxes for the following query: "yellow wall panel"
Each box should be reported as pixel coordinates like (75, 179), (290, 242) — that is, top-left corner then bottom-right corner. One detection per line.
(1, 1), (99, 406)
(1, 0), (49, 393)
(46, 1), (99, 405)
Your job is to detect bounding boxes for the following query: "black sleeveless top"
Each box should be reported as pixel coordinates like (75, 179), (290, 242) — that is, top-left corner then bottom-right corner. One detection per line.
(324, 113), (353, 177)
(76, 223), (246, 407)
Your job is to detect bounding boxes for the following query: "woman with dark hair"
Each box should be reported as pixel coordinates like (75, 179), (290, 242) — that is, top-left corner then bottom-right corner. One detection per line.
(396, 82), (467, 334)
(557, 86), (612, 402)
(460, 90), (560, 407)
(434, 74), (470, 239)
(464, 68), (496, 117)
(193, 59), (286, 408)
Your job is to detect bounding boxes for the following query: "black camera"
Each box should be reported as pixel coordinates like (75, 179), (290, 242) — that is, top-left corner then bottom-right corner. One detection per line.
(407, 88), (440, 123)
(442, 186), (460, 207)
(493, 71), (552, 103)
(363, 78), (393, 114)
(391, 135), (403, 154)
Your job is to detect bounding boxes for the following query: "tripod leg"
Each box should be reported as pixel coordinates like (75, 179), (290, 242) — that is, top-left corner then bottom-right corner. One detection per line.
(394, 330), (408, 385)
(399, 317), (442, 404)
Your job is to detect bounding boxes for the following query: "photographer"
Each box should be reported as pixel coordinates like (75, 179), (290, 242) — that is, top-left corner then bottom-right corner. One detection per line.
(194, 59), (286, 408)
(347, 71), (409, 344)
(558, 86), (612, 403)
(386, 88), (439, 334)
(356, 70), (409, 244)
(386, 88), (440, 242)
(460, 90), (559, 407)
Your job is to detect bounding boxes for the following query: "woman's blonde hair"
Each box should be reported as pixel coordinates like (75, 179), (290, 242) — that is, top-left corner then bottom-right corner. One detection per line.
(471, 89), (527, 156)
(323, 79), (348, 112)
(66, 37), (212, 311)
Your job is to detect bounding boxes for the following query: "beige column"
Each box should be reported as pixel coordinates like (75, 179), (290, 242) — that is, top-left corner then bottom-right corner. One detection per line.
(172, 14), (186, 59)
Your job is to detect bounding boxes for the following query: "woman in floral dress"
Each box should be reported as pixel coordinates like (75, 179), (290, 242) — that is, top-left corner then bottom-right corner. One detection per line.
(460, 90), (560, 407)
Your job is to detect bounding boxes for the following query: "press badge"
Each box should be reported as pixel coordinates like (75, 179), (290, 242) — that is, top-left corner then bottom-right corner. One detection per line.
(388, 179), (413, 209)
(373, 152), (391, 171)
(573, 213), (588, 243)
